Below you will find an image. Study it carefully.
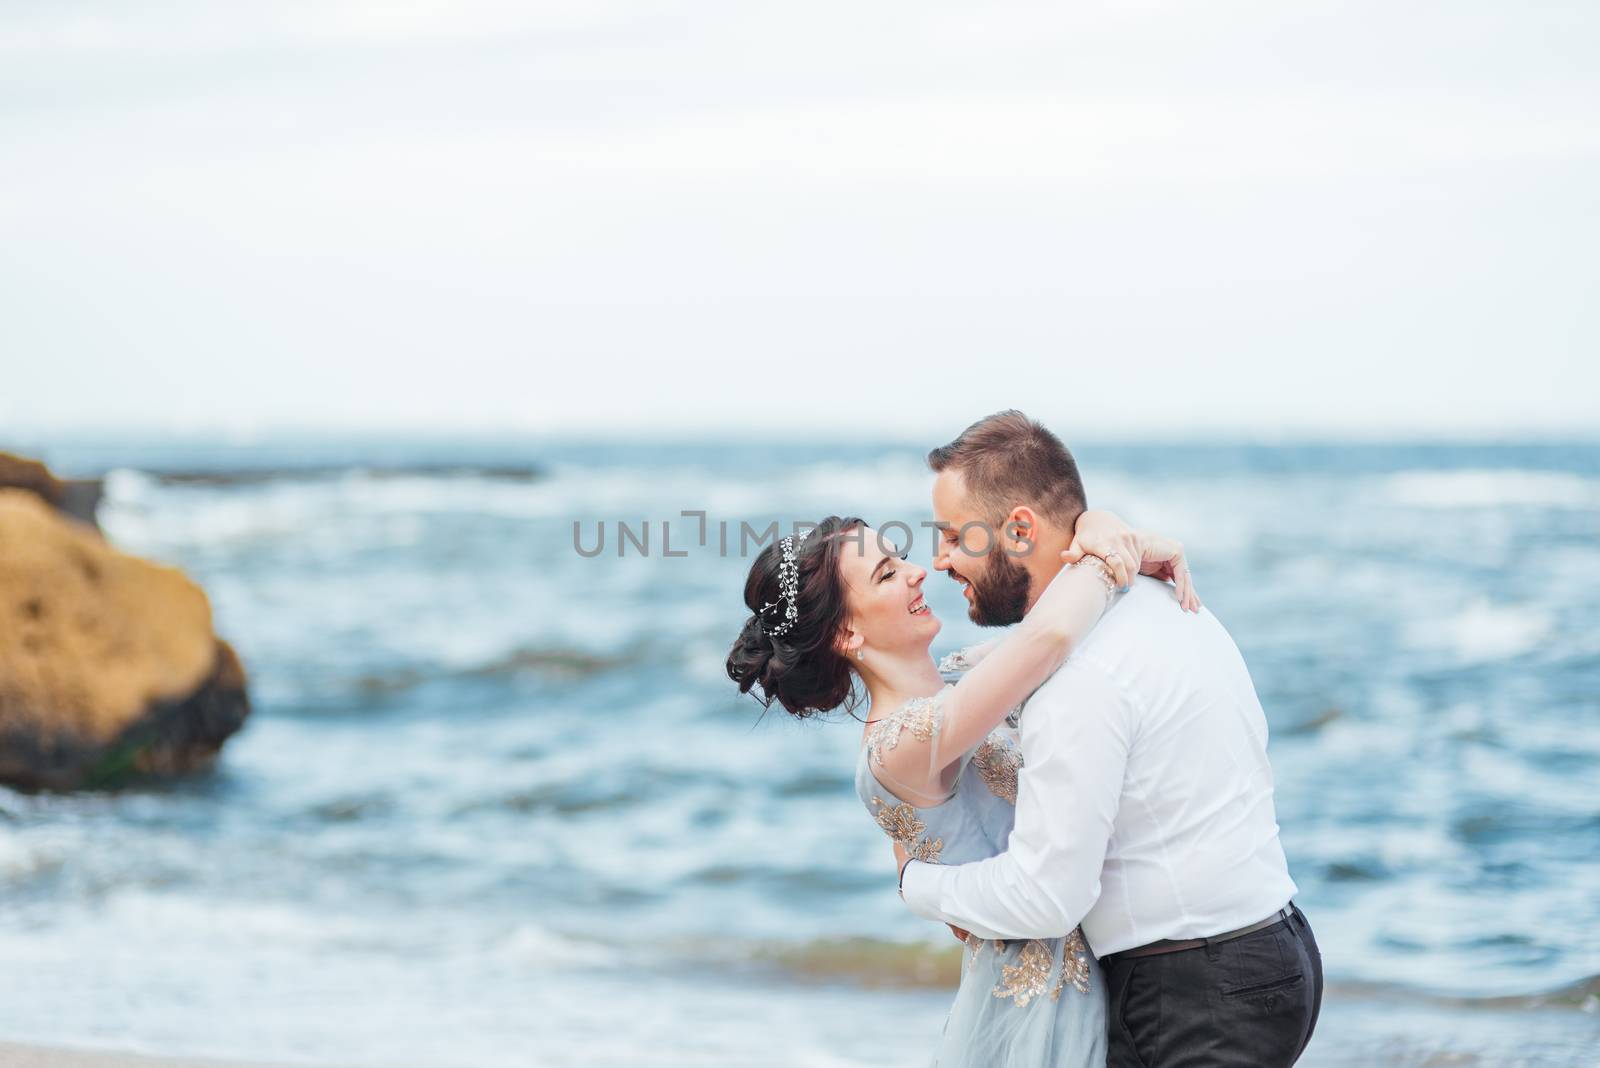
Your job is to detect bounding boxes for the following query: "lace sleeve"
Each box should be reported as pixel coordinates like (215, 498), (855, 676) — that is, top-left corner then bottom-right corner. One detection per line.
(865, 688), (957, 807)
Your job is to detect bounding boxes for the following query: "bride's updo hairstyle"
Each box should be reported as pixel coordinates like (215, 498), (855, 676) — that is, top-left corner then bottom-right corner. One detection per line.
(726, 515), (865, 719)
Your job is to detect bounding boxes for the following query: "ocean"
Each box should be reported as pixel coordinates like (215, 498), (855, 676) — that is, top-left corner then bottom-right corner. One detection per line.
(1, 433), (1596, 1066)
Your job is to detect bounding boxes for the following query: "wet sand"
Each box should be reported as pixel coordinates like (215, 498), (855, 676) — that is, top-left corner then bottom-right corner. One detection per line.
(3, 980), (1596, 1068)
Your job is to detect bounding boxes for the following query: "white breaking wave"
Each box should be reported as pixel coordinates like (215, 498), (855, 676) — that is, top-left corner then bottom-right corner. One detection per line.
(1404, 598), (1553, 662)
(1384, 469), (1598, 509)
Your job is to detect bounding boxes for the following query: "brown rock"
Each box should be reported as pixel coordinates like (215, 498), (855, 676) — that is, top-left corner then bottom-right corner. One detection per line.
(0, 452), (67, 510)
(0, 488), (249, 790)
(0, 450), (102, 529)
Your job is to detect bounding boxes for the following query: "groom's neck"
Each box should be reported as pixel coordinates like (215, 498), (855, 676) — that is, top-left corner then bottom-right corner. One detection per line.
(1021, 528), (1073, 615)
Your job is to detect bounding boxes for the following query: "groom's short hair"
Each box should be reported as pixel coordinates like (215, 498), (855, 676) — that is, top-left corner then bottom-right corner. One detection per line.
(927, 410), (1087, 527)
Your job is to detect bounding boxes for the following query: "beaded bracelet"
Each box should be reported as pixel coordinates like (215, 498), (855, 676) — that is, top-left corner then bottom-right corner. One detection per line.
(1077, 555), (1118, 599)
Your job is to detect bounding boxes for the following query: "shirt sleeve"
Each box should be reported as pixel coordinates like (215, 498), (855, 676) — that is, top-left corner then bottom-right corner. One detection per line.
(900, 654), (1133, 940)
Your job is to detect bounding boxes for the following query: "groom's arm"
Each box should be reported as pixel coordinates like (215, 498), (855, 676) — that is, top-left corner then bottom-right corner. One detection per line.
(899, 655), (1132, 940)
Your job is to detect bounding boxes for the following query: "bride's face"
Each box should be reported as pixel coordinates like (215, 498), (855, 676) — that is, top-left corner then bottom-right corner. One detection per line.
(836, 527), (942, 655)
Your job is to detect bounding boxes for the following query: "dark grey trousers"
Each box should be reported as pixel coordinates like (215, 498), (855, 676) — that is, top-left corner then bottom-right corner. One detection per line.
(1101, 904), (1323, 1067)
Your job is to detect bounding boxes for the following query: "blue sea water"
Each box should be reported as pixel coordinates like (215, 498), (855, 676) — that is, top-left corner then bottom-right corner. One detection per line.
(1, 433), (1597, 1066)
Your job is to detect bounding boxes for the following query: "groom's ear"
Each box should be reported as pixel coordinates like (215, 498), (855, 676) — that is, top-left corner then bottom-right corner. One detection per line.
(1003, 506), (1038, 555)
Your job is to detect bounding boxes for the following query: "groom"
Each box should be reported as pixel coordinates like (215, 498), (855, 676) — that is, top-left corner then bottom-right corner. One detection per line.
(899, 411), (1322, 1067)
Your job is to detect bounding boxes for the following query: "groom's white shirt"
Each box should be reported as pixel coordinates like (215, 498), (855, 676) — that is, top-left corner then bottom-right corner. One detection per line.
(901, 575), (1298, 957)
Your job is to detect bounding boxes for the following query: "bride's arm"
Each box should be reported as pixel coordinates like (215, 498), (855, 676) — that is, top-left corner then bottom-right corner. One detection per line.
(871, 560), (1113, 803)
(876, 514), (1203, 799)
(942, 508), (1202, 673)
(871, 513), (1200, 804)
(917, 560), (1114, 763)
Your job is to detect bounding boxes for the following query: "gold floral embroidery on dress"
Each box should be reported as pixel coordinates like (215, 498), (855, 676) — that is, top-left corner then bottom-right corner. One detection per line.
(872, 801), (944, 862)
(992, 940), (1054, 1007)
(1050, 928), (1093, 999)
(963, 933), (984, 973)
(972, 735), (1022, 804)
(864, 691), (945, 769)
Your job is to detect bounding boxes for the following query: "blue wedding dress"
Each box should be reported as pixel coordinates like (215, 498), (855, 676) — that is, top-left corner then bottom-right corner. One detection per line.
(855, 651), (1108, 1068)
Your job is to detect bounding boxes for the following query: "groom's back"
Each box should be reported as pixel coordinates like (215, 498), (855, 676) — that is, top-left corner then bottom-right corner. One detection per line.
(1050, 574), (1298, 950)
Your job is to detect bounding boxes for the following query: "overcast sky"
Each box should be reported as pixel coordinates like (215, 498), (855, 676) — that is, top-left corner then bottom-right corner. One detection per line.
(2, 1), (1596, 439)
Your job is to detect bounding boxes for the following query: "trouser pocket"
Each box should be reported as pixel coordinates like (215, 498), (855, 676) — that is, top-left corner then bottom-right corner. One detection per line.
(1105, 958), (1154, 1068)
(1215, 928), (1314, 1065)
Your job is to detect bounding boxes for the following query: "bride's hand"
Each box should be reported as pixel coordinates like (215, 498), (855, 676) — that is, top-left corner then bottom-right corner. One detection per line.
(1060, 509), (1142, 590)
(1130, 530), (1201, 613)
(1061, 511), (1202, 612)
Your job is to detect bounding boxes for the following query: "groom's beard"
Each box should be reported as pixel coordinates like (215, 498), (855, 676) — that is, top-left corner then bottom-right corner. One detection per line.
(968, 551), (1033, 627)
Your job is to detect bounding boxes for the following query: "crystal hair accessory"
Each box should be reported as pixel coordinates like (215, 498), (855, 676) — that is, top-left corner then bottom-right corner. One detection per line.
(759, 527), (816, 638)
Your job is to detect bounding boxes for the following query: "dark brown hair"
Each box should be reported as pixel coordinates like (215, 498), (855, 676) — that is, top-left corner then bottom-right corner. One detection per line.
(726, 515), (864, 719)
(927, 410), (1087, 527)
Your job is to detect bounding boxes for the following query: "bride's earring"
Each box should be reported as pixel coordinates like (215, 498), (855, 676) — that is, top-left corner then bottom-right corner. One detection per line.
(856, 649), (865, 661)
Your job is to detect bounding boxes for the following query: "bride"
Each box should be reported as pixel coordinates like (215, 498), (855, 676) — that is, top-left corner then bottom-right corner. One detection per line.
(726, 512), (1198, 1067)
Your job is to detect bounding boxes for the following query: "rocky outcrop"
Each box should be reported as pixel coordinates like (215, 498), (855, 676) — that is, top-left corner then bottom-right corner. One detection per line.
(0, 467), (250, 791)
(0, 450), (102, 529)
(0, 452), (67, 510)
